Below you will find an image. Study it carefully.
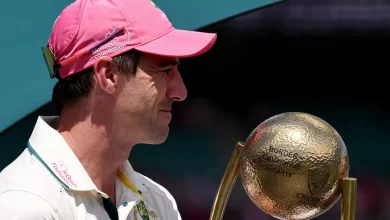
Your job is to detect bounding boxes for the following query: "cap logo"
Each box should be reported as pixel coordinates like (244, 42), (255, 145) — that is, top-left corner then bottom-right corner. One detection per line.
(92, 27), (131, 59)
(148, 0), (159, 9)
(148, 0), (169, 22)
(52, 15), (61, 30)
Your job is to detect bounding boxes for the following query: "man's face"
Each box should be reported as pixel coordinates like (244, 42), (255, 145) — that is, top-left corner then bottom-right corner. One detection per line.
(115, 53), (187, 144)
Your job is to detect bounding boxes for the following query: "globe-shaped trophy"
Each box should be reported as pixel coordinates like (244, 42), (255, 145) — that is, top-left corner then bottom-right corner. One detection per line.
(210, 112), (356, 220)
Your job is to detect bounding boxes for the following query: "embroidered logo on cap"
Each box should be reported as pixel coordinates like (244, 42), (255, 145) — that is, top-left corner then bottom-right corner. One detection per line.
(92, 27), (131, 59)
(148, 0), (169, 22)
(148, 0), (159, 9)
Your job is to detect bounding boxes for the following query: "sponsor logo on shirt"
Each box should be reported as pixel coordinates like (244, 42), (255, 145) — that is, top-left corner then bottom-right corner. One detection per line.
(51, 161), (78, 188)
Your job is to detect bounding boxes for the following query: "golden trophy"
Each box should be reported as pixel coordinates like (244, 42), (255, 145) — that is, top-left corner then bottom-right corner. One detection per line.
(210, 112), (356, 220)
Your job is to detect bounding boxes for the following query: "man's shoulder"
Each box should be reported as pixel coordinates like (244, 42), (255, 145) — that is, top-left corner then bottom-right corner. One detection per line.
(135, 171), (177, 204)
(0, 190), (61, 219)
(0, 148), (65, 219)
(0, 148), (64, 206)
(134, 171), (181, 219)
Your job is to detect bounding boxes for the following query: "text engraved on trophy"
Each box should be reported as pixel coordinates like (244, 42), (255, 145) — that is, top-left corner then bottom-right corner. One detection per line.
(264, 165), (292, 177)
(307, 165), (330, 195)
(296, 193), (325, 205)
(260, 145), (301, 178)
(268, 145), (299, 160)
(261, 154), (300, 170)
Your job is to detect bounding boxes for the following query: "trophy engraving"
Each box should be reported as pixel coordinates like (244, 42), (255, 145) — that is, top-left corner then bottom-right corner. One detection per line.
(308, 165), (330, 195)
(209, 112), (357, 220)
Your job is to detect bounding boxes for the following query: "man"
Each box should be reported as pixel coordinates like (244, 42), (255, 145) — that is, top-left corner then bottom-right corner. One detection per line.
(0, 0), (217, 219)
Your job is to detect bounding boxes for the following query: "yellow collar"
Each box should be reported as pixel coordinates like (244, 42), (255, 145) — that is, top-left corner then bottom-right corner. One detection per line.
(117, 169), (145, 199)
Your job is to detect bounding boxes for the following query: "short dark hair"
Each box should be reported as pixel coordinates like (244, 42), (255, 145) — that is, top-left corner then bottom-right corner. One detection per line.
(52, 50), (141, 114)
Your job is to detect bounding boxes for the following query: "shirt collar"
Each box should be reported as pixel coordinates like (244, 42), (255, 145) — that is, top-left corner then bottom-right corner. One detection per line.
(28, 116), (146, 193)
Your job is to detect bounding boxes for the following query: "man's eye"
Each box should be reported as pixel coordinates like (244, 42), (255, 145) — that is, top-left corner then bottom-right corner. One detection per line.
(161, 68), (172, 75)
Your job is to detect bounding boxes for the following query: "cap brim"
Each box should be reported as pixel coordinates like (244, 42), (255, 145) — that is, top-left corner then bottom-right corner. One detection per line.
(135, 29), (217, 58)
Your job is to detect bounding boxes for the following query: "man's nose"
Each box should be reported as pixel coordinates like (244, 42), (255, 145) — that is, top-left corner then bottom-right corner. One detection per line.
(166, 68), (187, 102)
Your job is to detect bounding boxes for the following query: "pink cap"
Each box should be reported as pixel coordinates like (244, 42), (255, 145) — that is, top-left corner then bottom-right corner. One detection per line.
(48, 0), (217, 78)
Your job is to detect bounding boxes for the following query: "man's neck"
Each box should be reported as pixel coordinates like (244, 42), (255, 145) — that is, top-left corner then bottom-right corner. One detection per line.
(57, 111), (133, 203)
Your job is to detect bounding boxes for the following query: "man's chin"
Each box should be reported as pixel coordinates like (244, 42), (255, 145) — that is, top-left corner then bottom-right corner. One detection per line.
(147, 127), (170, 145)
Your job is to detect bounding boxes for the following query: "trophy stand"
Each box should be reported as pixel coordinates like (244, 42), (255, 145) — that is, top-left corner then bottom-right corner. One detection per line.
(209, 141), (357, 220)
(342, 177), (357, 220)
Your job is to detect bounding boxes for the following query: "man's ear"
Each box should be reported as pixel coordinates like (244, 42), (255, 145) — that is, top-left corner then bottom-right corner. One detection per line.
(93, 56), (119, 95)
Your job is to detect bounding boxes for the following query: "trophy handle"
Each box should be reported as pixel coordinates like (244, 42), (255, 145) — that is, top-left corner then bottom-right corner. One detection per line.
(209, 141), (244, 220)
(341, 177), (357, 220)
